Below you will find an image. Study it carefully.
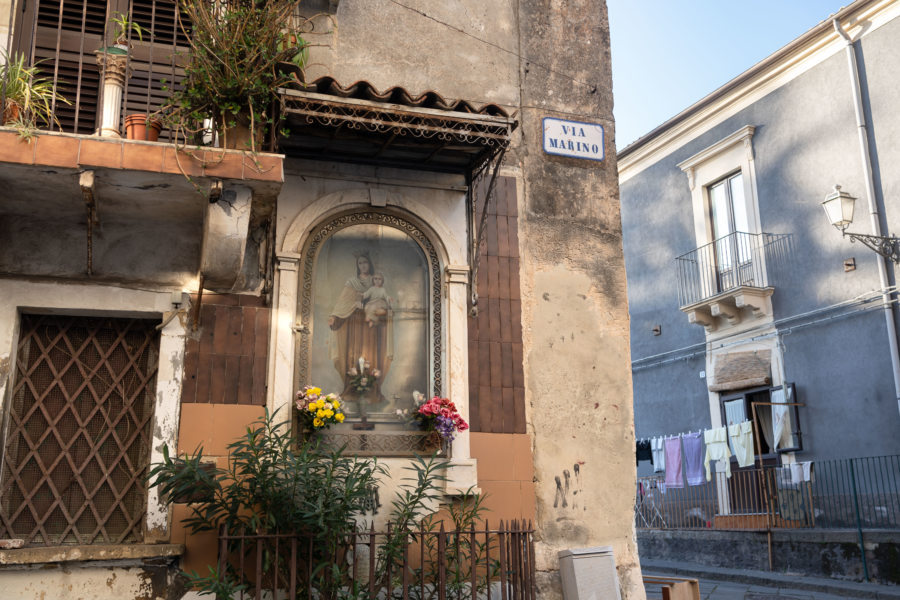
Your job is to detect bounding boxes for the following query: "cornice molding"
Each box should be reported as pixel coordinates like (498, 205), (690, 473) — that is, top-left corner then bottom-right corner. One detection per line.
(618, 0), (900, 184)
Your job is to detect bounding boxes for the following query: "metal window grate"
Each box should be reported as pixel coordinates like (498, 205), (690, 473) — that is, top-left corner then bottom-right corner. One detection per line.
(0, 315), (159, 545)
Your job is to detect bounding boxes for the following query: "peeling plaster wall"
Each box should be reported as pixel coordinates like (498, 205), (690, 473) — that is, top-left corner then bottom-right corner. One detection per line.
(0, 560), (184, 600)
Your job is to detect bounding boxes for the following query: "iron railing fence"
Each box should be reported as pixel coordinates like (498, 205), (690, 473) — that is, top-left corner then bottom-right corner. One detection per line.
(635, 454), (900, 532)
(675, 231), (776, 308)
(1, 0), (279, 149)
(215, 520), (536, 600)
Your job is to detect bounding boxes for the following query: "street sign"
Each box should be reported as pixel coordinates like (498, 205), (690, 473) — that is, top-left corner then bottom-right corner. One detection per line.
(542, 117), (605, 161)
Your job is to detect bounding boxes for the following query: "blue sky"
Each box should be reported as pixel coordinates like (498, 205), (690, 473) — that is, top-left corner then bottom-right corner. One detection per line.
(609, 1), (851, 150)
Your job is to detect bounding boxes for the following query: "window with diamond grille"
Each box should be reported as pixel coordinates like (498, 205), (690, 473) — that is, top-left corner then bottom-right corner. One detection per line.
(0, 315), (160, 545)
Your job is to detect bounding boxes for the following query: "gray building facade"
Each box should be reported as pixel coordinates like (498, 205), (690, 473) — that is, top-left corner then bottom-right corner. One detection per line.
(620, 0), (900, 475)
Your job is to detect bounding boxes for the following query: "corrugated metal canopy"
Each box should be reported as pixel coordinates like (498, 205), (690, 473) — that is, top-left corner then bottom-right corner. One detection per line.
(277, 76), (517, 173)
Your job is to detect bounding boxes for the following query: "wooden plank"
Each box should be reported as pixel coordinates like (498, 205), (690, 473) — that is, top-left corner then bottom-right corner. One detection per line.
(478, 342), (492, 388)
(223, 356), (240, 404)
(489, 341), (502, 389)
(511, 342), (525, 388)
(498, 257), (511, 301)
(194, 355), (212, 404)
(497, 216), (510, 257)
(486, 214), (499, 256)
(209, 356), (227, 404)
(478, 385), (493, 433)
(501, 388), (515, 434)
(512, 387), (526, 434)
(501, 342), (514, 389)
(494, 177), (509, 217)
(254, 309), (270, 361)
(507, 217), (520, 258)
(240, 307), (257, 358)
(488, 298), (502, 344)
(197, 304), (217, 356)
(510, 298), (523, 345)
(499, 299), (512, 343)
(237, 355), (253, 405)
(503, 176), (518, 217)
(211, 305), (231, 355)
(225, 307), (244, 356)
(251, 353), (268, 406)
(477, 249), (489, 299)
(487, 255), (501, 299)
(468, 339), (480, 403)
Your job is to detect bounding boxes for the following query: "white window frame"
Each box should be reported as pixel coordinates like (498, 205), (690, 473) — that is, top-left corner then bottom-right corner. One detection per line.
(677, 125), (761, 250)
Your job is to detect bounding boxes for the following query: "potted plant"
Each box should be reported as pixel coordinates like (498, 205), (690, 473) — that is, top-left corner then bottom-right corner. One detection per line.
(407, 395), (469, 452)
(162, 0), (314, 150)
(295, 384), (345, 439)
(124, 113), (163, 141)
(1, 49), (70, 132)
(104, 11), (145, 53)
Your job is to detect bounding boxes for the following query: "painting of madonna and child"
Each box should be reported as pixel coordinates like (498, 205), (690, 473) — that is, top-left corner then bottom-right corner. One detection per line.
(308, 223), (431, 429)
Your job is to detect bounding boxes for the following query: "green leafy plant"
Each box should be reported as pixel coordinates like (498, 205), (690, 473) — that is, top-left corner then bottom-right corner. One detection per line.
(109, 12), (146, 46)
(148, 409), (386, 597)
(161, 0), (316, 150)
(1, 49), (71, 134)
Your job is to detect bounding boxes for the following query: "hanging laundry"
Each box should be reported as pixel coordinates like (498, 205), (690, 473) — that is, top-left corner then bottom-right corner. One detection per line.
(703, 426), (732, 481)
(663, 436), (684, 489)
(651, 436), (665, 473)
(636, 439), (653, 466)
(790, 461), (814, 484)
(728, 420), (755, 468)
(682, 431), (704, 486)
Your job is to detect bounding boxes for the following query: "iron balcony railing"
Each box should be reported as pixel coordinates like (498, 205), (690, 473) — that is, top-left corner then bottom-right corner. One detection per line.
(635, 454), (900, 532)
(215, 520), (536, 600)
(675, 231), (776, 308)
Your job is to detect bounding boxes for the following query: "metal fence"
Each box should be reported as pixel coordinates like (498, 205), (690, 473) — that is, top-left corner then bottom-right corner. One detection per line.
(215, 520), (536, 600)
(635, 454), (900, 531)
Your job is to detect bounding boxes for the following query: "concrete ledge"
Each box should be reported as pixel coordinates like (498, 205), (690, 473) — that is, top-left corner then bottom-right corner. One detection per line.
(0, 543), (184, 565)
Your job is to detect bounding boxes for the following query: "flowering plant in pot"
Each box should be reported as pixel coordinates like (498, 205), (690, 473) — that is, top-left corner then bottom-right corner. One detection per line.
(409, 395), (469, 450)
(295, 385), (345, 431)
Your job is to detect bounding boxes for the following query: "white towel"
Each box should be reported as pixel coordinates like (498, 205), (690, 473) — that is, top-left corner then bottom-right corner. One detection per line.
(704, 426), (732, 481)
(728, 421), (755, 468)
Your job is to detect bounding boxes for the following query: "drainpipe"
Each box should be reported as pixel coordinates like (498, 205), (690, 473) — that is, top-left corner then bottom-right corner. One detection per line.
(833, 19), (900, 418)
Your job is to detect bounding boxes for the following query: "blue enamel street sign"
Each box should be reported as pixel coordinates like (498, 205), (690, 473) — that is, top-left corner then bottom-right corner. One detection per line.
(542, 117), (605, 161)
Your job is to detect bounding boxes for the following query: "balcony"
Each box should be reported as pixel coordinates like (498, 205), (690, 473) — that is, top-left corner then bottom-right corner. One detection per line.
(675, 232), (776, 333)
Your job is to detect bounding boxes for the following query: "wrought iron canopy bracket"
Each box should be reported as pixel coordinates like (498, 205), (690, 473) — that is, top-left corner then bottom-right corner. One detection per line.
(844, 231), (900, 263)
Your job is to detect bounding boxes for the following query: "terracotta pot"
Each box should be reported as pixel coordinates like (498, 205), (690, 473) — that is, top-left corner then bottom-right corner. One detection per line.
(2, 100), (20, 125)
(219, 111), (264, 150)
(125, 113), (162, 141)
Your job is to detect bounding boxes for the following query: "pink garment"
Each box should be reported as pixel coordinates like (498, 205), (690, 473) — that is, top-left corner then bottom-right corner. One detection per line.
(682, 432), (704, 486)
(664, 436), (684, 489)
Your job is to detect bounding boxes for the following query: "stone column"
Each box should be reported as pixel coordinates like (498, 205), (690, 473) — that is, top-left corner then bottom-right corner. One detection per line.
(268, 256), (300, 419)
(94, 51), (129, 138)
(445, 264), (477, 494)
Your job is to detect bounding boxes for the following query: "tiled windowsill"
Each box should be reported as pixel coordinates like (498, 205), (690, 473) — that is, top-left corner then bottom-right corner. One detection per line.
(0, 543), (184, 565)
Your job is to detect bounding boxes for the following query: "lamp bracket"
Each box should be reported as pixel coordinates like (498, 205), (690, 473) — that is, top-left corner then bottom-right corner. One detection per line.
(844, 231), (900, 264)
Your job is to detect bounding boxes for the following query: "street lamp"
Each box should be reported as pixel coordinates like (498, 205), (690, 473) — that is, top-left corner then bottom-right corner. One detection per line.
(822, 184), (900, 263)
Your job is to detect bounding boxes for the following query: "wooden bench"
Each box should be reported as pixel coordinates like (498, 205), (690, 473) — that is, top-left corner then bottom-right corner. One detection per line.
(642, 575), (700, 600)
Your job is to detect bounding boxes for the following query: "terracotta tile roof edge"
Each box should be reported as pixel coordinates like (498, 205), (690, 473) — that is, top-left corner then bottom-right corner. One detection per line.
(285, 75), (511, 118)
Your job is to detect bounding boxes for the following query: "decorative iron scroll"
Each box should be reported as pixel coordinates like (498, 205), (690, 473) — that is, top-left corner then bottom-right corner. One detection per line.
(297, 210), (442, 399)
(281, 91), (514, 149)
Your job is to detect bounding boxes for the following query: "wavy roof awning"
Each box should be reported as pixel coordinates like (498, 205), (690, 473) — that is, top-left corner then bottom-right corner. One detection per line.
(278, 77), (517, 173)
